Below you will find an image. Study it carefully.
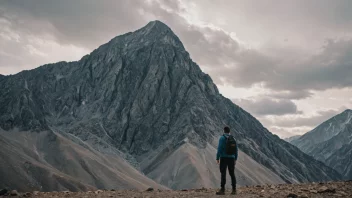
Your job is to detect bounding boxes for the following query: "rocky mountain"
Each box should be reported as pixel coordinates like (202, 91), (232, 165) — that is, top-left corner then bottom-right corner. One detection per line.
(284, 135), (301, 143)
(292, 109), (352, 179)
(0, 21), (341, 191)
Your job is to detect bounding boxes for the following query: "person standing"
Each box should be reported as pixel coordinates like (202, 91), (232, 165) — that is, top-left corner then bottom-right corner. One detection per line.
(216, 126), (238, 195)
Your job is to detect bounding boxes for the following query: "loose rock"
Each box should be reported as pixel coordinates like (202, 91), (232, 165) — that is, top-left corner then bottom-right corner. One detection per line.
(318, 186), (328, 192)
(95, 190), (103, 194)
(287, 193), (298, 198)
(318, 186), (336, 193)
(10, 190), (19, 196)
(339, 191), (348, 196)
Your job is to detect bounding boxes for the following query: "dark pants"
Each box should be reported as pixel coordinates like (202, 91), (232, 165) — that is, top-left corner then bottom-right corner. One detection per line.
(220, 157), (236, 189)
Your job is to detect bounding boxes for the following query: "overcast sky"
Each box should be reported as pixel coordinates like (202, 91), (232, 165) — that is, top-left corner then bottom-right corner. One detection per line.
(1, 0), (352, 138)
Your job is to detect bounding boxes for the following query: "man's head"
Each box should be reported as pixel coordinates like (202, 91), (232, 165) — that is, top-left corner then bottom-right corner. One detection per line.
(224, 126), (230, 134)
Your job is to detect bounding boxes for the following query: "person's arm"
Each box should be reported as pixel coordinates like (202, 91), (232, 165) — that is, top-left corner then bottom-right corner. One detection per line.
(235, 140), (238, 161)
(216, 136), (223, 161)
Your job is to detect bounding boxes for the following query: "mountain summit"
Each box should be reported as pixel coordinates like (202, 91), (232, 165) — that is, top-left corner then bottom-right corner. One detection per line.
(105, 20), (185, 53)
(144, 20), (174, 32)
(0, 21), (341, 191)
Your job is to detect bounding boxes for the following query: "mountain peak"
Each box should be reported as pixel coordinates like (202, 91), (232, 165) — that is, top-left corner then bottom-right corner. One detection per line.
(95, 20), (185, 55)
(136, 20), (173, 36)
(113, 20), (185, 50)
(145, 20), (170, 30)
(138, 20), (178, 42)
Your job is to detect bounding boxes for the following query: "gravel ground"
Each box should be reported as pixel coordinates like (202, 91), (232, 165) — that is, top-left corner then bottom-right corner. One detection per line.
(1, 181), (351, 197)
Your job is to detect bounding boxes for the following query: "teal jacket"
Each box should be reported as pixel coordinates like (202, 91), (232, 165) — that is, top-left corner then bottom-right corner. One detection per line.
(216, 134), (238, 160)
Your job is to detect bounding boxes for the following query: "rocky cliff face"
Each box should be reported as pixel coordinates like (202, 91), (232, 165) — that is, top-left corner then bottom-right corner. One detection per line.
(0, 21), (341, 191)
(292, 109), (352, 179)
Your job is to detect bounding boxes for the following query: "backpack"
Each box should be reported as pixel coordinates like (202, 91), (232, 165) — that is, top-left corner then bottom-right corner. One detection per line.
(224, 135), (237, 155)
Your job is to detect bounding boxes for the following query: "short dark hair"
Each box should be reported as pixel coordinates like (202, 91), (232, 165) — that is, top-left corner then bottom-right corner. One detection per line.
(224, 126), (230, 133)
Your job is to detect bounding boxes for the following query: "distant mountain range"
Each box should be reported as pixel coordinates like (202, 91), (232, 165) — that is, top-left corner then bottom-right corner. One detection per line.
(284, 135), (301, 143)
(292, 109), (352, 179)
(0, 21), (341, 192)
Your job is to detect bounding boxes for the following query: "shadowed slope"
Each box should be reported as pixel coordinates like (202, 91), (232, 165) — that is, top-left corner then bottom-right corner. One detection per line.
(0, 130), (166, 192)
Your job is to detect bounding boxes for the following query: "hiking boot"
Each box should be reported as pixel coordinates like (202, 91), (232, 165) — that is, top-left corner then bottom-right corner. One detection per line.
(216, 188), (225, 195)
(231, 189), (237, 195)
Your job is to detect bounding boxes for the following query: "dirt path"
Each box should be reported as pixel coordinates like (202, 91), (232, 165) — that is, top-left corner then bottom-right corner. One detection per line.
(1, 181), (351, 197)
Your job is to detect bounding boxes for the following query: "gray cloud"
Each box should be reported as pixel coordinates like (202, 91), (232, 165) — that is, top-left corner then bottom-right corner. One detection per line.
(264, 108), (347, 128)
(234, 98), (301, 116)
(1, 0), (148, 49)
(266, 91), (313, 100)
(186, 0), (352, 99)
(207, 38), (352, 97)
(191, 0), (352, 47)
(270, 39), (352, 91)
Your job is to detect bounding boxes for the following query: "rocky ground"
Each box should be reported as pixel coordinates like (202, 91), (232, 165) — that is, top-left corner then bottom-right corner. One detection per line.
(1, 181), (351, 197)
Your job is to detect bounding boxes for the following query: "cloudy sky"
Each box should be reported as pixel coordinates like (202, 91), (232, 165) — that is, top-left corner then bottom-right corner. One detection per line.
(1, 0), (352, 138)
